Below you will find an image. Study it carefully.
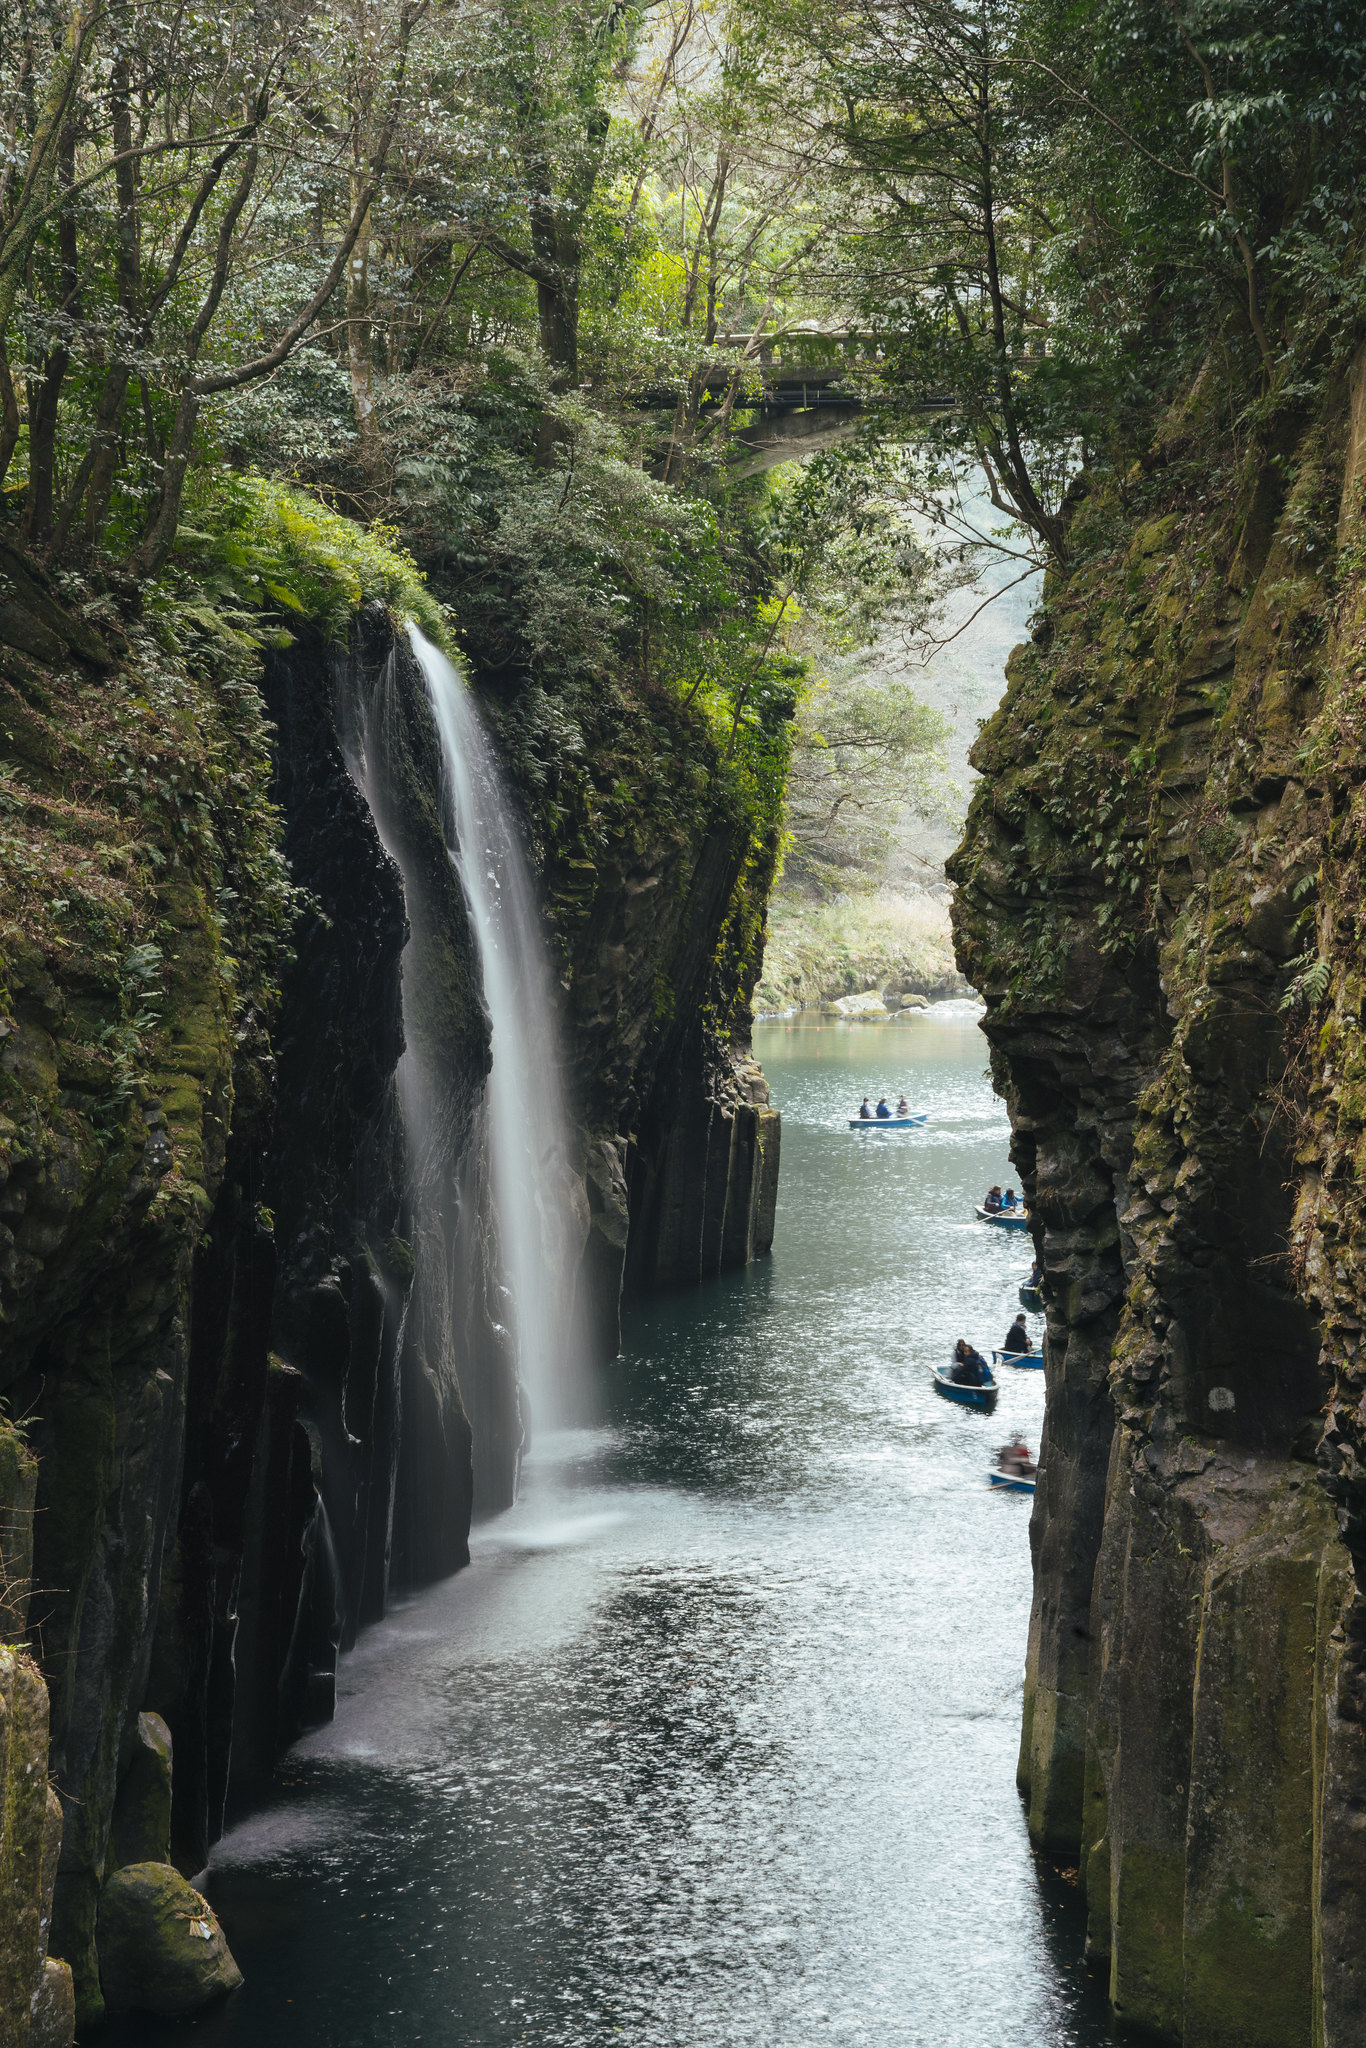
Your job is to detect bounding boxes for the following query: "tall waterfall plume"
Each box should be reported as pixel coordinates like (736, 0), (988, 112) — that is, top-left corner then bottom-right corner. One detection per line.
(407, 625), (591, 1438)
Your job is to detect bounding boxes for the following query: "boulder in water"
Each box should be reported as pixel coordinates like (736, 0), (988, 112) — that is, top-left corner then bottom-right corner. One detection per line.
(830, 991), (889, 1018)
(97, 1862), (242, 2017)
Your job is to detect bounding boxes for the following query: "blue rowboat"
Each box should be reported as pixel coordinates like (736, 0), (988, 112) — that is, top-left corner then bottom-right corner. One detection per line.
(1018, 1283), (1043, 1311)
(849, 1114), (927, 1130)
(930, 1364), (998, 1412)
(993, 1349), (1043, 1372)
(989, 1470), (1036, 1494)
(975, 1205), (1029, 1231)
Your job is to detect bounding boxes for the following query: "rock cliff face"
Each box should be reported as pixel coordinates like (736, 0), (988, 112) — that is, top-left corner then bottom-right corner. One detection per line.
(475, 645), (786, 1353)
(0, 553), (780, 2026)
(553, 801), (781, 1335)
(951, 349), (1366, 2045)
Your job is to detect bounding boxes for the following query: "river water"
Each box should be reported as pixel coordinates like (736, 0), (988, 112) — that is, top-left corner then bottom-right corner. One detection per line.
(138, 1012), (1115, 2048)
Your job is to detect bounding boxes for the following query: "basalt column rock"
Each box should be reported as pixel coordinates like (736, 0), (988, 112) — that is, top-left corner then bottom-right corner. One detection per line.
(626, 1050), (779, 1291)
(225, 609), (492, 1800)
(139, 610), (489, 1868)
(9, 887), (243, 2022)
(951, 355), (1366, 2043)
(0, 553), (287, 2024)
(548, 801), (783, 1337)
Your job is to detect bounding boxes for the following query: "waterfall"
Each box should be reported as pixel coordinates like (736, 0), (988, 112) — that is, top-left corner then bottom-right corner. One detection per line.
(407, 625), (589, 1438)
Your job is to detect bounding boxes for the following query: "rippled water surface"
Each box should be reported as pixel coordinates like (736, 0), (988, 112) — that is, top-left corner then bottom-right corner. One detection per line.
(141, 1013), (1115, 2048)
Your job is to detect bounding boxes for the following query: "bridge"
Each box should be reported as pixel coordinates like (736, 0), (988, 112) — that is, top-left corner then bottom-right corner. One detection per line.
(634, 329), (950, 475)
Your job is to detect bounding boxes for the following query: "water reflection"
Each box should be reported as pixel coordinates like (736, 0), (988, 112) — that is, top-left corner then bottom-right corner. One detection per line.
(119, 1014), (1114, 2048)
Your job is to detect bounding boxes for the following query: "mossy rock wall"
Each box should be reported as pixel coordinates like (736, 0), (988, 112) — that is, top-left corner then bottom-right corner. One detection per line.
(0, 558), (276, 2020)
(0, 570), (490, 2019)
(951, 346), (1366, 2043)
(0, 1645), (68, 2048)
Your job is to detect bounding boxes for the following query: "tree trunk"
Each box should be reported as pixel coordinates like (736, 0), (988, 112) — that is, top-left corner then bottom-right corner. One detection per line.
(346, 179), (383, 475)
(535, 269), (579, 388)
(26, 128), (79, 547)
(138, 386), (199, 573)
(81, 51), (139, 546)
(0, 344), (19, 481)
(0, 0), (99, 343)
(529, 198), (579, 390)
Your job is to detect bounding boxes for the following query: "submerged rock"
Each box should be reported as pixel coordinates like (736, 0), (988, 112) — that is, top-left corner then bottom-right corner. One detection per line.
(97, 1862), (241, 2018)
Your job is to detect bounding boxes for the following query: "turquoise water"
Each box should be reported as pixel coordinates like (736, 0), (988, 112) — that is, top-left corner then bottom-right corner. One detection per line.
(129, 1011), (1113, 2048)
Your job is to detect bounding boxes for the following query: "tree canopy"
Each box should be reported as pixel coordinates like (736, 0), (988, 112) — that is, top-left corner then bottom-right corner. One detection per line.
(1, 0), (1362, 862)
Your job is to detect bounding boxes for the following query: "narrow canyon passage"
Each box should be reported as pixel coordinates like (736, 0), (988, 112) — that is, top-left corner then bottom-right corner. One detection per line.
(123, 1015), (1113, 2048)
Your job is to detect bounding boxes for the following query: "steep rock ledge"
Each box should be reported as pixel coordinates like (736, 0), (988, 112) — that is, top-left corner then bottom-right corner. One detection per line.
(951, 354), (1366, 2044)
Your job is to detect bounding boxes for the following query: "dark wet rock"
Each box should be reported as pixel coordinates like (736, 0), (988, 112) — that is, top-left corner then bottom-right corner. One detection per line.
(551, 810), (782, 1321)
(110, 1714), (172, 1870)
(96, 1862), (241, 2018)
(0, 604), (485, 2012)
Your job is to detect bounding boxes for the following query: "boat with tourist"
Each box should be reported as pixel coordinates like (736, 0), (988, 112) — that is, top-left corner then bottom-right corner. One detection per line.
(988, 1468), (1036, 1493)
(993, 1349), (1043, 1372)
(990, 1434), (1037, 1491)
(931, 1365), (998, 1410)
(851, 1093), (926, 1129)
(976, 1203), (1029, 1231)
(978, 1184), (1028, 1228)
(848, 1114), (927, 1130)
(931, 1342), (999, 1411)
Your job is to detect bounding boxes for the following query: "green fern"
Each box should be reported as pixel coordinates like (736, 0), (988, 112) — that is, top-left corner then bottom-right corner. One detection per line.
(170, 474), (450, 647)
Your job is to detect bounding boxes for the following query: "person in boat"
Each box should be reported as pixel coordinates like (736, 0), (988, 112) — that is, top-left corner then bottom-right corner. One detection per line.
(858, 1098), (872, 1120)
(876, 1096), (892, 1119)
(1003, 1316), (1033, 1356)
(950, 1339), (991, 1386)
(1001, 1187), (1019, 1210)
(1027, 1259), (1043, 1289)
(896, 1094), (909, 1116)
(998, 1434), (1036, 1478)
(983, 1185), (1004, 1213)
